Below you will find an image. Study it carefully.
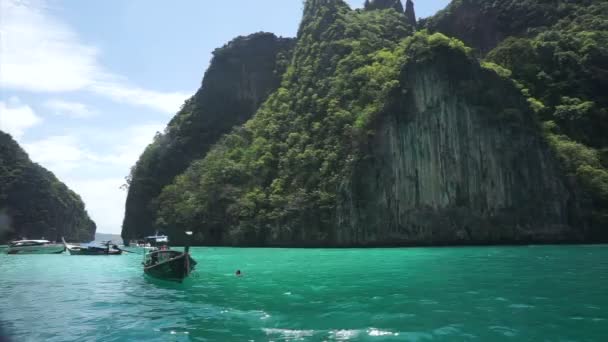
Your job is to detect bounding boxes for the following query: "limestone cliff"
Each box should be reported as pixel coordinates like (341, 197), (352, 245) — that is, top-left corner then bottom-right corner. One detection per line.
(336, 46), (583, 246)
(364, 0), (404, 12)
(127, 0), (604, 246)
(422, 0), (582, 54)
(121, 32), (294, 240)
(404, 0), (416, 27)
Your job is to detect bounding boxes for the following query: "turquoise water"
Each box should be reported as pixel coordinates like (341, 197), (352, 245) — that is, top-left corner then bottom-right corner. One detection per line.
(1, 246), (607, 341)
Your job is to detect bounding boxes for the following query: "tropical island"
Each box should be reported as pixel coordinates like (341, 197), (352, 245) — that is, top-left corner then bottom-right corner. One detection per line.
(0, 131), (96, 243)
(2, 0), (607, 247)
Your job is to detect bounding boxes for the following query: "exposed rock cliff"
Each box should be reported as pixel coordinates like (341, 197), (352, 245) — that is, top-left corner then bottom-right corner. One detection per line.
(151, 0), (593, 246)
(435, 0), (608, 238)
(336, 44), (583, 246)
(0, 131), (96, 243)
(121, 32), (294, 240)
(125, 0), (606, 246)
(422, 0), (587, 54)
(404, 0), (416, 27)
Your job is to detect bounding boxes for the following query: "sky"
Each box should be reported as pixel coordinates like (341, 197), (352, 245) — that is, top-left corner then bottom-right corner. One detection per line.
(0, 0), (451, 235)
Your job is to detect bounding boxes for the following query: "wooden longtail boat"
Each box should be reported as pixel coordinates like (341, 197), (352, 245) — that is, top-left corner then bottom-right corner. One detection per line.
(142, 232), (196, 282)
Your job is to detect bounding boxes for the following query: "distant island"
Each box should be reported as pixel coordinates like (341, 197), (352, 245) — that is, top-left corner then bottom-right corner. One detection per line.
(0, 131), (96, 244)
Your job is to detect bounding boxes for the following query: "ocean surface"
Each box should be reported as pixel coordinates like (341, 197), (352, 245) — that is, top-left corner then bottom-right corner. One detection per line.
(1, 245), (607, 341)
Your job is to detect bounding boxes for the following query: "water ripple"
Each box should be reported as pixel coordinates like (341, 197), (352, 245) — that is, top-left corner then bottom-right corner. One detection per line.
(1, 245), (607, 341)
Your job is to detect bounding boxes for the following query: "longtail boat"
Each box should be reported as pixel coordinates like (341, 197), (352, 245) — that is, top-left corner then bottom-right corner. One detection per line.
(143, 232), (196, 282)
(62, 238), (127, 255)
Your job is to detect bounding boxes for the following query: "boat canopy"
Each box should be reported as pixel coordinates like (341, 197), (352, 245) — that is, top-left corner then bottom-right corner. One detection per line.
(144, 235), (169, 244)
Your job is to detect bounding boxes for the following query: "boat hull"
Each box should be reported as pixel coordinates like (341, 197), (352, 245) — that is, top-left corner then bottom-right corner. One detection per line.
(6, 245), (65, 254)
(67, 248), (122, 256)
(144, 252), (196, 282)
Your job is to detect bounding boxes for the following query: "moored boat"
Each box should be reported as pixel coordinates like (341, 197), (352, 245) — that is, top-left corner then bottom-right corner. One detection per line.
(62, 238), (125, 255)
(128, 239), (152, 248)
(143, 232), (196, 282)
(6, 240), (65, 254)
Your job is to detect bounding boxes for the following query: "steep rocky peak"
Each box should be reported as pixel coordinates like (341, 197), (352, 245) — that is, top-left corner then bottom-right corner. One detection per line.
(299, 0), (350, 38)
(364, 0), (404, 12)
(404, 0), (416, 27)
(303, 0), (349, 17)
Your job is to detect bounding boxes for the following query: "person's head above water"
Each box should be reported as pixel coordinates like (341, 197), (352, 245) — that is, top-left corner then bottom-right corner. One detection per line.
(236, 270), (242, 276)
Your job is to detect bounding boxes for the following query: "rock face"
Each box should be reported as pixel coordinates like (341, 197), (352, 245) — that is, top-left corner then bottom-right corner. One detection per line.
(364, 0), (404, 12)
(404, 0), (416, 27)
(0, 131), (96, 243)
(121, 32), (294, 240)
(123, 0), (604, 246)
(336, 48), (583, 246)
(424, 0), (608, 239)
(423, 0), (575, 53)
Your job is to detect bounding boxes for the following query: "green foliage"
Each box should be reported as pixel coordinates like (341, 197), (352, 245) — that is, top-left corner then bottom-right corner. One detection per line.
(483, 3), (608, 147)
(155, 1), (417, 244)
(422, 0), (608, 231)
(474, 1), (608, 228)
(424, 0), (595, 52)
(577, 166), (608, 205)
(0, 131), (95, 243)
(544, 127), (608, 217)
(122, 33), (294, 240)
(363, 0), (404, 13)
(155, 0), (517, 245)
(134, 0), (608, 243)
(481, 61), (512, 79)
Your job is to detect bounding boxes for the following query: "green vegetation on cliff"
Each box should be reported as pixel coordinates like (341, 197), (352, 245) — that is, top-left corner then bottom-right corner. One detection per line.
(423, 0), (595, 53)
(428, 0), (608, 233)
(156, 0), (415, 245)
(0, 131), (96, 243)
(123, 0), (607, 245)
(121, 33), (294, 240)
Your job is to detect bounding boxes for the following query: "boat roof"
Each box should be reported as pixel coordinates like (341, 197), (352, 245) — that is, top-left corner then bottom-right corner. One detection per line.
(144, 235), (168, 242)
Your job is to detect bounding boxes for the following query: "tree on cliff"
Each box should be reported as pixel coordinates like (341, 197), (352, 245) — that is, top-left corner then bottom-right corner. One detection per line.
(364, 0), (404, 13)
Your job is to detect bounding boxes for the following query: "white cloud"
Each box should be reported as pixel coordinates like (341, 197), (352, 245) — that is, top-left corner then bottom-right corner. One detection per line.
(23, 135), (91, 174)
(21, 123), (165, 234)
(0, 0), (188, 114)
(44, 99), (97, 118)
(0, 0), (187, 233)
(66, 178), (126, 235)
(0, 97), (43, 138)
(0, 0), (98, 92)
(90, 82), (188, 116)
(88, 123), (165, 168)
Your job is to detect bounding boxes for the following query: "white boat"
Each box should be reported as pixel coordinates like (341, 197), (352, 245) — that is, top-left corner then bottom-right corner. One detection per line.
(6, 240), (66, 254)
(128, 239), (153, 248)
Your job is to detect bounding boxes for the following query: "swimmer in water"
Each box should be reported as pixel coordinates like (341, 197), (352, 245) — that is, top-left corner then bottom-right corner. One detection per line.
(236, 270), (242, 276)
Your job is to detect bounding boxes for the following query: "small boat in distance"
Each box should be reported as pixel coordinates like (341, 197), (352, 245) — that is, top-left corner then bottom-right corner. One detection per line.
(62, 238), (126, 255)
(6, 240), (65, 254)
(143, 232), (196, 282)
(129, 240), (152, 248)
